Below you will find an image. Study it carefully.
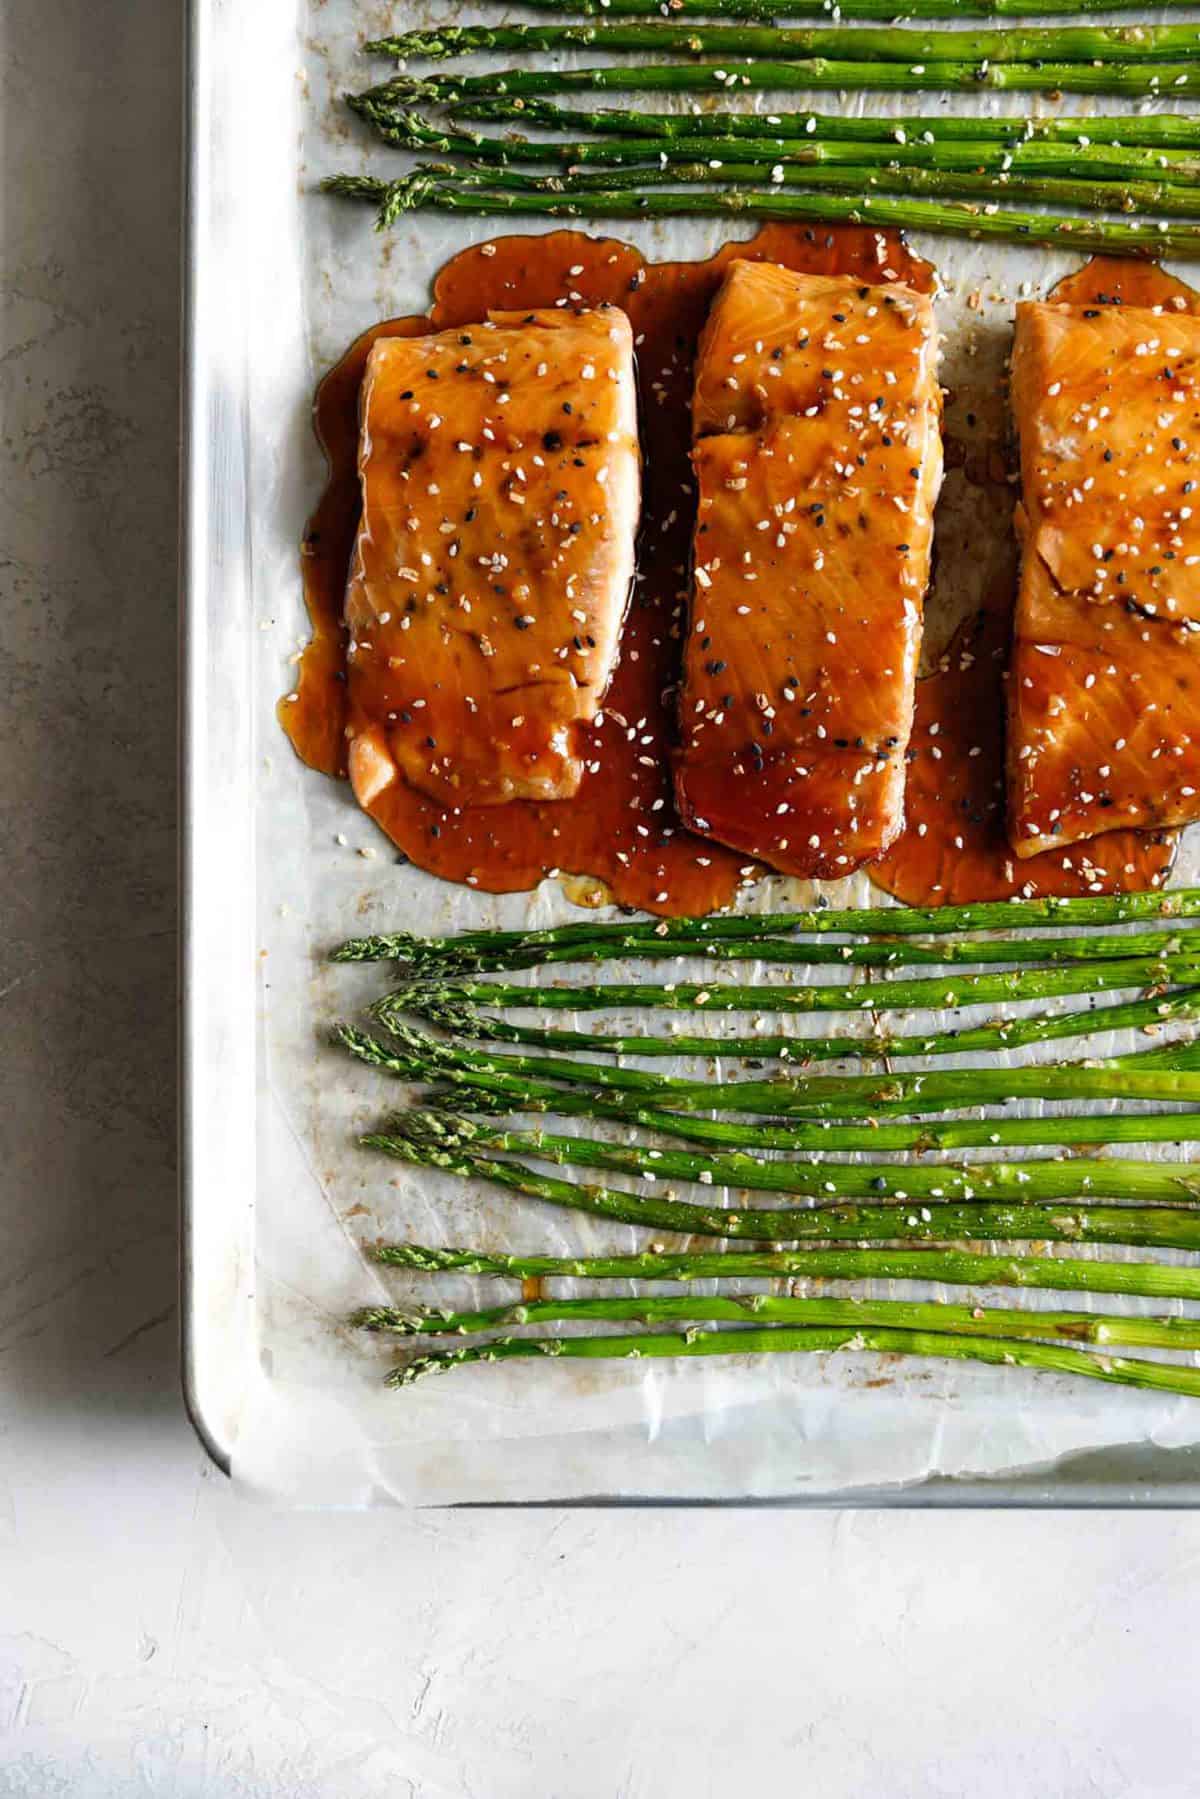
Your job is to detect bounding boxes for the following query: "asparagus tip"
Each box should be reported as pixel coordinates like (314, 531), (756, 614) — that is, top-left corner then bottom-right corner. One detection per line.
(372, 983), (484, 1035)
(319, 173), (387, 205)
(424, 1083), (516, 1116)
(370, 1016), (455, 1062)
(371, 30), (454, 61)
(385, 1354), (444, 1387)
(353, 1305), (447, 1336)
(371, 1241), (482, 1271)
(360, 1125), (477, 1177)
(329, 934), (397, 963)
(351, 1305), (411, 1333)
(384, 1108), (483, 1150)
(368, 74), (443, 105)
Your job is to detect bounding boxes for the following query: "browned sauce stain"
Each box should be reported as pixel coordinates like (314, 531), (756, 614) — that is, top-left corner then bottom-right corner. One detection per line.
(872, 254), (1192, 906)
(280, 225), (931, 916)
(282, 238), (1182, 917)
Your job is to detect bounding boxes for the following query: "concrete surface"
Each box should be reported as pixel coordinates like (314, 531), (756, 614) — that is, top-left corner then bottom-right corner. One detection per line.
(1, 2), (1199, 1793)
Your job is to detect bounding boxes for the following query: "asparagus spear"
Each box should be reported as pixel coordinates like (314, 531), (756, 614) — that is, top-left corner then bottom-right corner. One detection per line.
(385, 1324), (1200, 1396)
(400, 1109), (1200, 1205)
(373, 1239), (1200, 1301)
(338, 924), (1200, 976)
(373, 954), (1200, 1020)
(415, 1058), (1200, 1122)
(336, 927), (1200, 975)
(472, 0), (1200, 19)
(374, 986), (1200, 1065)
(358, 1293), (1200, 1350)
(363, 60), (1198, 103)
(355, 103), (1200, 184)
(332, 885), (1200, 968)
(347, 921), (1200, 978)
(325, 171), (1200, 256)
(338, 1022), (1200, 1115)
(368, 23), (1200, 65)
(446, 1085), (1200, 1154)
(403, 155), (1200, 222)
(448, 96), (1200, 150)
(365, 1125), (1200, 1248)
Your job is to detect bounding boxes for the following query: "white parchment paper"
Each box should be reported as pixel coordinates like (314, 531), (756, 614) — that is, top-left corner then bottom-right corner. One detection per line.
(211, 0), (1200, 1501)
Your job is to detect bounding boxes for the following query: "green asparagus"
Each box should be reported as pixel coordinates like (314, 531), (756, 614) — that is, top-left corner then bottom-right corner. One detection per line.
(355, 102), (1200, 184)
(368, 23), (1200, 66)
(365, 59), (1199, 103)
(365, 1124), (1200, 1248)
(332, 886), (1200, 969)
(374, 955), (1200, 1021)
(399, 1109), (1200, 1204)
(357, 1292), (1200, 1349)
(446, 97), (1200, 151)
(442, 1085), (1200, 1154)
(472, 0), (1200, 20)
(397, 153), (1200, 220)
(373, 1239), (1200, 1301)
(375, 986), (1200, 1066)
(338, 1022), (1200, 1116)
(386, 1324), (1200, 1396)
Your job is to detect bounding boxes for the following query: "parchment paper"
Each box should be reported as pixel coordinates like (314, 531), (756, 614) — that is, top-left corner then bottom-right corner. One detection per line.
(221, 0), (1200, 1501)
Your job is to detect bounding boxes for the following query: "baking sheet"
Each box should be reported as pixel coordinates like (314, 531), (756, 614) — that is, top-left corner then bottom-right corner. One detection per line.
(183, 0), (1200, 1503)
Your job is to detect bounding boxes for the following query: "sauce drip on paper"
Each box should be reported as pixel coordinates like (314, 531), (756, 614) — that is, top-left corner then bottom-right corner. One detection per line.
(282, 240), (1181, 916)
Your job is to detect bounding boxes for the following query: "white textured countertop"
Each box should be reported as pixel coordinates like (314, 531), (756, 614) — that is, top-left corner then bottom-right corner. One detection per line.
(1, 2), (1198, 1791)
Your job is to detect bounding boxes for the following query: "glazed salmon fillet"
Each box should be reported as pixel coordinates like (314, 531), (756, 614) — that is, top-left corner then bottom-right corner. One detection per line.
(344, 307), (639, 812)
(1008, 299), (1200, 858)
(675, 262), (942, 877)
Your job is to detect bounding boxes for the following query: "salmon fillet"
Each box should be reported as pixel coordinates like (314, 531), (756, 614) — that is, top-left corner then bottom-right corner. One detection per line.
(675, 261), (942, 877)
(1008, 300), (1200, 858)
(343, 307), (639, 812)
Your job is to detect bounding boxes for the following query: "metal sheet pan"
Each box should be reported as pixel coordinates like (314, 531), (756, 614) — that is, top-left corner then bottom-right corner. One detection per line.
(182, 0), (1200, 1504)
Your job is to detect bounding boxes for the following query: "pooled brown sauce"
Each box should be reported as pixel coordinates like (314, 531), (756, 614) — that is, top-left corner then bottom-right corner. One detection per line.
(282, 238), (1183, 917)
(872, 254), (1190, 907)
(1052, 255), (1200, 313)
(281, 225), (932, 915)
